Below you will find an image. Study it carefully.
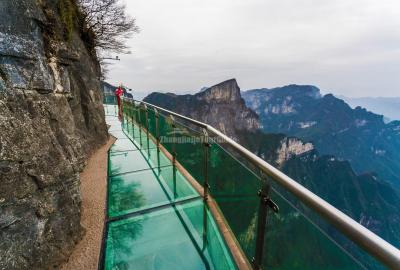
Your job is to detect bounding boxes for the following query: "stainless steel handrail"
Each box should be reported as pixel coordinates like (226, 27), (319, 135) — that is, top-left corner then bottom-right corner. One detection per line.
(124, 97), (400, 269)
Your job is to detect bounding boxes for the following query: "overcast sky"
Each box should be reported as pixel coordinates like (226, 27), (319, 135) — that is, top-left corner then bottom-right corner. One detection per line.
(107, 0), (400, 97)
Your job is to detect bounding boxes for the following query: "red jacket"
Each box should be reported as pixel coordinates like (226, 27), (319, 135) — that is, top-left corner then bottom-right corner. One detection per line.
(115, 87), (123, 97)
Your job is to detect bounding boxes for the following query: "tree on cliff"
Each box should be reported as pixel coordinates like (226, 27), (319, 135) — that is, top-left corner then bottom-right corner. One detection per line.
(77, 0), (139, 53)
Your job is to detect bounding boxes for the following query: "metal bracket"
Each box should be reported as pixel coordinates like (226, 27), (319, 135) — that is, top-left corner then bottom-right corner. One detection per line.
(257, 190), (279, 213)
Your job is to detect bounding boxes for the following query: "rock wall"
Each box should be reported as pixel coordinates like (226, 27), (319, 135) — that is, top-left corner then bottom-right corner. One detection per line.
(275, 138), (314, 166)
(0, 0), (108, 269)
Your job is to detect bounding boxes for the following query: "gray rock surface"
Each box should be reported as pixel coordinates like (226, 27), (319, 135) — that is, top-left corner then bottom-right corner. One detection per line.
(0, 0), (108, 269)
(144, 79), (259, 137)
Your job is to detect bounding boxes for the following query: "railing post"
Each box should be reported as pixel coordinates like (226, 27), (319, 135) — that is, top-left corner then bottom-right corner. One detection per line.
(169, 115), (178, 197)
(138, 104), (142, 147)
(202, 128), (210, 202)
(170, 115), (177, 166)
(129, 101), (133, 137)
(144, 104), (150, 154)
(202, 128), (210, 250)
(121, 98), (125, 127)
(253, 176), (279, 270)
(132, 101), (136, 138)
(154, 108), (161, 171)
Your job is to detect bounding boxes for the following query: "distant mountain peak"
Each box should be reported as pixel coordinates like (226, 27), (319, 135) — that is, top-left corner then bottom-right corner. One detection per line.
(196, 78), (241, 102)
(143, 78), (259, 136)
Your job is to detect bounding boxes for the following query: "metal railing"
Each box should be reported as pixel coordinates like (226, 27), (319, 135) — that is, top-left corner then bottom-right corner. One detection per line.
(118, 97), (400, 269)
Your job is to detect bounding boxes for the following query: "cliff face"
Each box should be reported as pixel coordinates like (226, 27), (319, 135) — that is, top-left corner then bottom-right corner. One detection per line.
(144, 79), (259, 137)
(0, 0), (108, 269)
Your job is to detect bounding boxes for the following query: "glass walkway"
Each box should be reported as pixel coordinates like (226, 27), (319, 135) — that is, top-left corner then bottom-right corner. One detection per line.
(100, 100), (400, 270)
(100, 105), (237, 270)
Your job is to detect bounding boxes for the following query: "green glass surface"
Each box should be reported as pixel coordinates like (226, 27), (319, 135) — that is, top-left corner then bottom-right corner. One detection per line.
(156, 114), (205, 184)
(155, 165), (198, 201)
(173, 121), (205, 185)
(208, 141), (261, 261)
(109, 129), (127, 139)
(108, 169), (171, 218)
(106, 118), (120, 124)
(103, 95), (117, 105)
(104, 104), (118, 116)
(110, 138), (138, 153)
(124, 122), (140, 141)
(263, 188), (363, 269)
(157, 113), (175, 153)
(105, 199), (236, 270)
(181, 201), (237, 270)
(144, 147), (172, 169)
(109, 150), (153, 176)
(147, 108), (157, 136)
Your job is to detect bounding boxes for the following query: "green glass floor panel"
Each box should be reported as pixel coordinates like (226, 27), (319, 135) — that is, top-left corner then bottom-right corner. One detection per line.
(109, 151), (153, 176)
(106, 118), (119, 124)
(107, 122), (122, 131)
(109, 129), (126, 139)
(155, 166), (198, 201)
(124, 126), (145, 141)
(104, 105), (118, 115)
(105, 199), (236, 270)
(179, 200), (237, 270)
(108, 166), (199, 218)
(142, 148), (172, 169)
(110, 138), (139, 153)
(108, 170), (171, 218)
(132, 133), (157, 151)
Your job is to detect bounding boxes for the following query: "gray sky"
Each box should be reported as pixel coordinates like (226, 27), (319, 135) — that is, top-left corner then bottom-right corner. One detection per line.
(107, 0), (400, 97)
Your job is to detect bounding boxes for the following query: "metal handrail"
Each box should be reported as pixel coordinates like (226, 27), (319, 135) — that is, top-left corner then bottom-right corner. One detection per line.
(124, 97), (400, 269)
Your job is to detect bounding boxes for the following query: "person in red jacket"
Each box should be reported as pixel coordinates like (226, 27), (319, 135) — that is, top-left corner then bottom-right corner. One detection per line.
(115, 85), (124, 119)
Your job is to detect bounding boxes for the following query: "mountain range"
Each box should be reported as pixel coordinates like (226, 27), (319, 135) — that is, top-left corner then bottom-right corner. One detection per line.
(242, 85), (400, 190)
(340, 96), (400, 122)
(143, 79), (400, 269)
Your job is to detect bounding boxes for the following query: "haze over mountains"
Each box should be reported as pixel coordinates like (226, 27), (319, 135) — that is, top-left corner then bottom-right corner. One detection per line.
(340, 96), (400, 121)
(242, 85), (400, 191)
(143, 79), (400, 269)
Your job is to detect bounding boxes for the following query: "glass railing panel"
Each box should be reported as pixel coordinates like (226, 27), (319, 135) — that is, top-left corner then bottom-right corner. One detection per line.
(147, 108), (157, 137)
(157, 112), (175, 153)
(262, 187), (366, 269)
(173, 120), (205, 186)
(268, 183), (385, 269)
(103, 95), (117, 105)
(208, 140), (261, 262)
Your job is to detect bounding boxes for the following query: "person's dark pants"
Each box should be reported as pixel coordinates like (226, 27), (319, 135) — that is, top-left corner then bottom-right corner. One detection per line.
(116, 96), (122, 119)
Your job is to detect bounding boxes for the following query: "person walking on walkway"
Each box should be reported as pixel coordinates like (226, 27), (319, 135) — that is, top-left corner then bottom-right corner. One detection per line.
(115, 84), (124, 119)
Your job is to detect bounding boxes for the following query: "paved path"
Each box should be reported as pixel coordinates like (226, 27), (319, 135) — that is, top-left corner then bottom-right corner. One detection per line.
(61, 137), (115, 270)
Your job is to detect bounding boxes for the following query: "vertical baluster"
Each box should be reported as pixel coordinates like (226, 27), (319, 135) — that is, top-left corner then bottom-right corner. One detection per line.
(138, 104), (142, 147)
(128, 101), (132, 137)
(155, 108), (160, 172)
(202, 128), (210, 250)
(144, 104), (150, 154)
(132, 101), (137, 140)
(170, 115), (177, 198)
(120, 98), (124, 128)
(253, 175), (279, 270)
